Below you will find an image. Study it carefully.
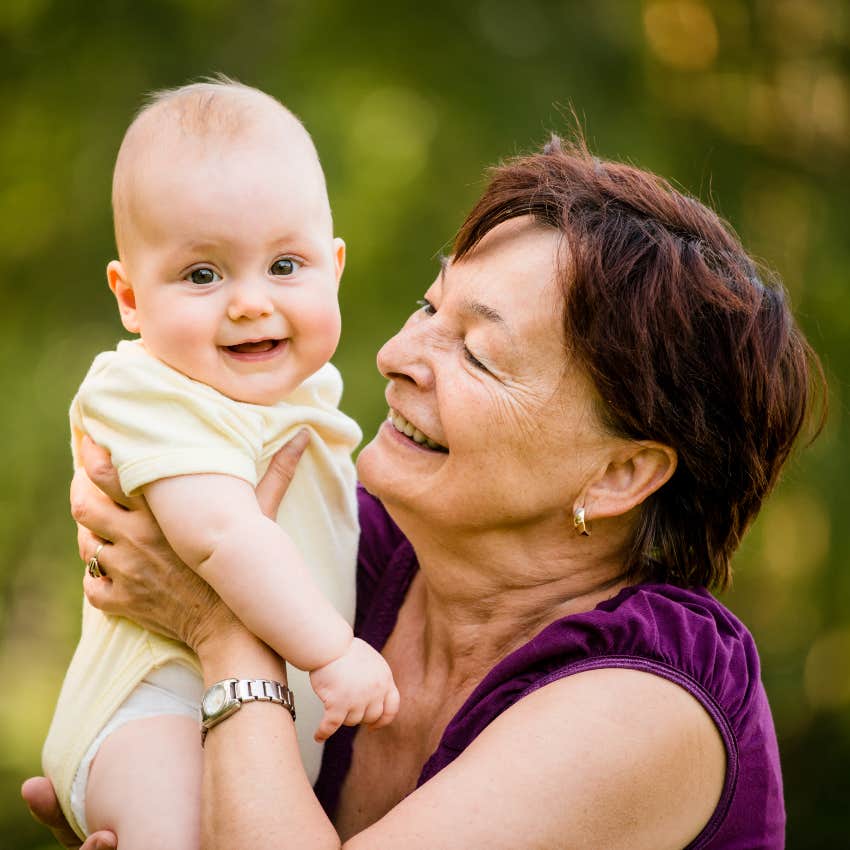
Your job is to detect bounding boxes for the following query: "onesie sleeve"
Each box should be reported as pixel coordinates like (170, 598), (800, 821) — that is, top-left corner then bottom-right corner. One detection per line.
(71, 343), (264, 496)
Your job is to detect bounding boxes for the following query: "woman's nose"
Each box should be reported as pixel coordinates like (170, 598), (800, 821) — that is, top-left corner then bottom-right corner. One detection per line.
(376, 322), (434, 390)
(226, 278), (274, 321)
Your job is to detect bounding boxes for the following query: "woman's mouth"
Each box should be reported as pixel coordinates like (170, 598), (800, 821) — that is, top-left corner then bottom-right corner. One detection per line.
(387, 408), (448, 452)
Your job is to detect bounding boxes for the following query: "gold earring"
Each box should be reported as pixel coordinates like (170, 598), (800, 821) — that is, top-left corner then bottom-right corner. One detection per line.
(573, 506), (590, 536)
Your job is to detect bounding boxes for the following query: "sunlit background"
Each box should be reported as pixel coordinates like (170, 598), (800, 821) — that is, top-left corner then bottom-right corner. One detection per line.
(2, 1), (847, 846)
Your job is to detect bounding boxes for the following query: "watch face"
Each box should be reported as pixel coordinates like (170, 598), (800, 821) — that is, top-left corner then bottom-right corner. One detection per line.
(203, 683), (228, 716)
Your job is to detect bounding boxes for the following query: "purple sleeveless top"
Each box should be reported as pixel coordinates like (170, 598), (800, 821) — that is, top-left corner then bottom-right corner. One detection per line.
(315, 487), (786, 849)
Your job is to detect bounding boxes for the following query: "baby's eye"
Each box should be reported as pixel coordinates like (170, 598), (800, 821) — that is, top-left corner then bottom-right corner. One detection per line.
(187, 267), (221, 286)
(270, 257), (301, 276)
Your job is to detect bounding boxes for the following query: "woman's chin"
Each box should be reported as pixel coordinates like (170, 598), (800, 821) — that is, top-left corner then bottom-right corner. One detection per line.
(355, 437), (385, 490)
(355, 429), (441, 509)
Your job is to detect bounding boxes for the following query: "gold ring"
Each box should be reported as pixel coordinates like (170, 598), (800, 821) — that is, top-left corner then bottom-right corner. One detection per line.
(87, 543), (106, 578)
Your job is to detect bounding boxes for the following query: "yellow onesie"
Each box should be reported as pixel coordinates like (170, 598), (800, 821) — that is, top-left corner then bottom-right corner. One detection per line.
(43, 339), (361, 838)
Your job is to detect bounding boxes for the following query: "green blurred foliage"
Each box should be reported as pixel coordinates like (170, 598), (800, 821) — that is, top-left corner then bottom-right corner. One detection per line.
(1, 0), (847, 846)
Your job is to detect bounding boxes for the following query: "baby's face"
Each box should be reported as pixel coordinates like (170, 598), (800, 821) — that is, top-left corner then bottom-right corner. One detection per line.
(111, 130), (343, 405)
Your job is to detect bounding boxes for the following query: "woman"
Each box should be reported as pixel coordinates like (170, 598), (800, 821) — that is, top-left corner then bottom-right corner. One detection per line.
(25, 136), (821, 849)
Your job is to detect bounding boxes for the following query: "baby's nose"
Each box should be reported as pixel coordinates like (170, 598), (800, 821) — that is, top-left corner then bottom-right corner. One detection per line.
(227, 278), (274, 320)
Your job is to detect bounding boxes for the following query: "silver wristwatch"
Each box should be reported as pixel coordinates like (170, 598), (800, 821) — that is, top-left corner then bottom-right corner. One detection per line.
(200, 678), (296, 745)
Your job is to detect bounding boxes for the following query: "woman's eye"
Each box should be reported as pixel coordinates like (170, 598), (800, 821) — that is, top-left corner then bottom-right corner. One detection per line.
(187, 267), (221, 285)
(270, 257), (301, 276)
(416, 298), (436, 316)
(464, 346), (489, 373)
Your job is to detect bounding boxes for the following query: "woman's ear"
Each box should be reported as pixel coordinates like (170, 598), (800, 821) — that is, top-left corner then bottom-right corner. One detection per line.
(579, 441), (677, 523)
(106, 260), (140, 333)
(332, 237), (346, 287)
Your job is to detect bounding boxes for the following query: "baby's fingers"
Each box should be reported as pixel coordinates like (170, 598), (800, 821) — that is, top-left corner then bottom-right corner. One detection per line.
(314, 705), (346, 742)
(361, 696), (386, 726)
(370, 685), (401, 730)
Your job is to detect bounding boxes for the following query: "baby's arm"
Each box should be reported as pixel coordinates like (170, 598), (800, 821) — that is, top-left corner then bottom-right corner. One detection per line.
(145, 473), (350, 670)
(144, 474), (398, 737)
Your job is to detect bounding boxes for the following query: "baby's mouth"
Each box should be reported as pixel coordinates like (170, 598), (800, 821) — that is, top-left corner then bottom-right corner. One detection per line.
(388, 408), (448, 452)
(225, 339), (281, 354)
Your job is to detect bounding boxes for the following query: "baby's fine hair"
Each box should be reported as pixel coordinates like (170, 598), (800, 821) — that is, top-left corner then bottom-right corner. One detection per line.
(111, 74), (319, 256)
(136, 73), (306, 139)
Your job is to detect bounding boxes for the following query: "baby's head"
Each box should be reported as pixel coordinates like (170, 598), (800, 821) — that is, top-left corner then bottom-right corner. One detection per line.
(108, 77), (344, 405)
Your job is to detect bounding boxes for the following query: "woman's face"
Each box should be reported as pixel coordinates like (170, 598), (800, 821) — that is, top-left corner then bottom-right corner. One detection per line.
(357, 216), (618, 532)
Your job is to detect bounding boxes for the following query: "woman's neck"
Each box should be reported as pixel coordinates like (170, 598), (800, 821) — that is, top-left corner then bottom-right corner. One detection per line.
(396, 509), (631, 688)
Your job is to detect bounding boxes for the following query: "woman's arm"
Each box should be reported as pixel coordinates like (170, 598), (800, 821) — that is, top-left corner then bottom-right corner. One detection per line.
(61, 438), (725, 850)
(177, 645), (727, 850)
(346, 668), (726, 850)
(194, 628), (340, 849)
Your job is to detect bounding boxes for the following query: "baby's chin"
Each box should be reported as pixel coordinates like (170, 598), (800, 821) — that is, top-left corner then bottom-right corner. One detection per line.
(212, 378), (299, 407)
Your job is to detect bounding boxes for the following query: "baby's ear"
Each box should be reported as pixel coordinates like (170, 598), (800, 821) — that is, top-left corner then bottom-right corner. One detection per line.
(332, 237), (346, 287)
(106, 260), (140, 334)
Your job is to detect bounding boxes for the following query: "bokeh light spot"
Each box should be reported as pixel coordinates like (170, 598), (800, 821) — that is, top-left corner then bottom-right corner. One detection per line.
(804, 627), (850, 710)
(759, 490), (830, 580)
(643, 0), (719, 70)
(350, 86), (438, 186)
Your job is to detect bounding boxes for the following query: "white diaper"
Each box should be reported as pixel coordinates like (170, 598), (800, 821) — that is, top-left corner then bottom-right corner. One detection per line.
(69, 662), (203, 836)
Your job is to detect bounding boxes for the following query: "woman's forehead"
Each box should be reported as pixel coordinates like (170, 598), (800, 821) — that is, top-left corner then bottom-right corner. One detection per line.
(454, 214), (562, 260)
(441, 219), (565, 318)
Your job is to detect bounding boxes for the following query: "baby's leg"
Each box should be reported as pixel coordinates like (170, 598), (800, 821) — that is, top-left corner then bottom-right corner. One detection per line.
(85, 713), (201, 850)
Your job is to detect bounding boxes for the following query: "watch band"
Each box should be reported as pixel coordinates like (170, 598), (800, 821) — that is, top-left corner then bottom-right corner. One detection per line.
(201, 678), (296, 745)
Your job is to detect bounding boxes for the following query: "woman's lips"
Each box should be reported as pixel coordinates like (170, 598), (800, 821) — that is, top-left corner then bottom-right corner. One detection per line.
(387, 408), (448, 452)
(221, 339), (287, 362)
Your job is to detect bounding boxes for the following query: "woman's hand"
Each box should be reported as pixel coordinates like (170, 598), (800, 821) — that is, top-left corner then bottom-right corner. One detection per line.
(21, 777), (116, 850)
(72, 428), (310, 652)
(19, 431), (312, 848)
(71, 435), (231, 650)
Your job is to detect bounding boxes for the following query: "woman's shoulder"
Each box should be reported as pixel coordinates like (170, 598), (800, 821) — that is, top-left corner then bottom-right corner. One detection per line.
(479, 583), (768, 751)
(430, 583), (784, 849)
(440, 583), (764, 745)
(578, 583), (762, 715)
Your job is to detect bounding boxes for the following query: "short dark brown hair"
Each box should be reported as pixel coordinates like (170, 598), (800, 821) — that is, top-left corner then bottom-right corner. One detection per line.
(453, 135), (825, 590)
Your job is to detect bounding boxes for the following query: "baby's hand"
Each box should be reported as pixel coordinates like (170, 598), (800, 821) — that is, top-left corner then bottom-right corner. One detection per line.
(309, 637), (400, 741)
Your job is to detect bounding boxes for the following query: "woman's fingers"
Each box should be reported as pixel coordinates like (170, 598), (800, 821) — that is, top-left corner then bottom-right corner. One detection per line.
(20, 776), (92, 849)
(256, 429), (310, 519)
(77, 524), (99, 563)
(70, 467), (127, 544)
(80, 435), (142, 510)
(83, 570), (116, 610)
(81, 831), (119, 850)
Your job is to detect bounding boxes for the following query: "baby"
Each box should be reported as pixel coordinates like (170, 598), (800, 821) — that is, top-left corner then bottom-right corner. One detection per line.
(42, 79), (399, 847)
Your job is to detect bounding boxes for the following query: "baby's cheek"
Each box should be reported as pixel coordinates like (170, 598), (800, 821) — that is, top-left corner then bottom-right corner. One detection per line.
(302, 297), (342, 357)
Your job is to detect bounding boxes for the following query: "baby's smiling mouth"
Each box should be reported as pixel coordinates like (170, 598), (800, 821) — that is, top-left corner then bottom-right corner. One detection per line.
(225, 339), (283, 354)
